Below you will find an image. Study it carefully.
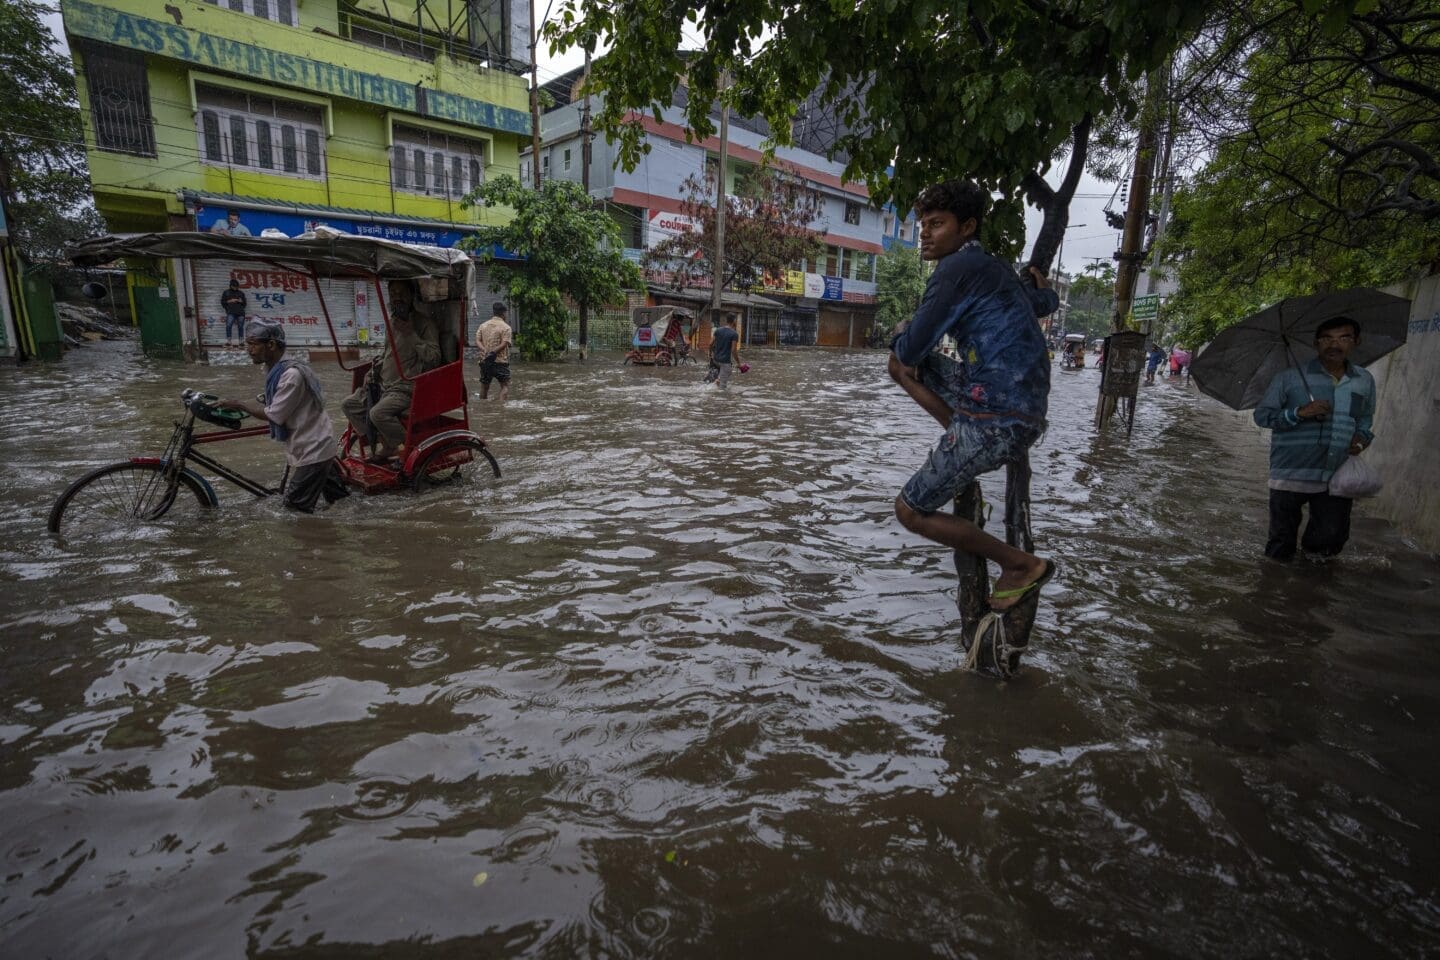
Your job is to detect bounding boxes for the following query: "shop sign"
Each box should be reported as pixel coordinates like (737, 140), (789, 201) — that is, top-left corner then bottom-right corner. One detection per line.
(65, 0), (530, 134)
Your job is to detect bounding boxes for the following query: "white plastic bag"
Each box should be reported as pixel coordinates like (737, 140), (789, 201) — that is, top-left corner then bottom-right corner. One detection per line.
(1328, 456), (1383, 499)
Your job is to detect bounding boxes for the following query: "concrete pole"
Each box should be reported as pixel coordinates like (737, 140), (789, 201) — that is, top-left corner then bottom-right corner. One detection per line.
(1097, 73), (1161, 430)
(579, 48), (592, 360)
(711, 73), (729, 335)
(528, 0), (542, 187)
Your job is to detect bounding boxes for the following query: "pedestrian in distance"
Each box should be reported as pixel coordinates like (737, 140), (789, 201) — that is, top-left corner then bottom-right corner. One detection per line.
(1144, 343), (1164, 385)
(1252, 315), (1375, 561)
(887, 179), (1058, 611)
(217, 319), (349, 513)
(706, 314), (741, 389)
(220, 279), (247, 347)
(475, 302), (514, 402)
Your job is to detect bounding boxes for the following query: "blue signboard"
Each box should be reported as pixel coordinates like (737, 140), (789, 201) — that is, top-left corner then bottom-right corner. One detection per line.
(821, 276), (844, 301)
(199, 206), (470, 249)
(197, 204), (525, 261)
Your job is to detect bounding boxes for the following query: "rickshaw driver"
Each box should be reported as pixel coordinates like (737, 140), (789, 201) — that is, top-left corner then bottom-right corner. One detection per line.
(341, 280), (441, 462)
(217, 319), (349, 513)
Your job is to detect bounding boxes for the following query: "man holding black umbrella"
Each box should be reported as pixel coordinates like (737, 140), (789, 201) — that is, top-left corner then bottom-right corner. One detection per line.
(1252, 315), (1376, 560)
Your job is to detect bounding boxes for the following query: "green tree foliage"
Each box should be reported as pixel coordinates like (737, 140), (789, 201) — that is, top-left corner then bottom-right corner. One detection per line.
(0, 0), (104, 262)
(548, 0), (1215, 268)
(1064, 262), (1117, 341)
(874, 243), (927, 340)
(462, 176), (644, 361)
(1160, 0), (1439, 345)
(642, 161), (824, 297)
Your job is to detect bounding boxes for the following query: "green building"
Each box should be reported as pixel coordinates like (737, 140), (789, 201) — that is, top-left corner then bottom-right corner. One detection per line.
(60, 0), (532, 357)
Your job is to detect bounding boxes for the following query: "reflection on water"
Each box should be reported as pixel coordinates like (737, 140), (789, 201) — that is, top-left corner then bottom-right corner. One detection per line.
(1, 341), (1437, 957)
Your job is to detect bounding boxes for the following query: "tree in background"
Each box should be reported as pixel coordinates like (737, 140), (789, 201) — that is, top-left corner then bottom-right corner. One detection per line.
(1158, 1), (1439, 345)
(548, 0), (1220, 274)
(642, 162), (824, 297)
(1064, 261), (1116, 342)
(873, 243), (927, 342)
(462, 176), (644, 361)
(0, 0), (105, 264)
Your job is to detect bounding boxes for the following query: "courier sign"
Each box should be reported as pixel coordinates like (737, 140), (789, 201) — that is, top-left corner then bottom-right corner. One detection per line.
(64, 0), (531, 135)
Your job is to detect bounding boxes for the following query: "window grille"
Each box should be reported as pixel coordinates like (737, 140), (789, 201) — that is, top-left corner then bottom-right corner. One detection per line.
(203, 0), (295, 26)
(844, 202), (861, 226)
(391, 124), (487, 200)
(195, 84), (324, 180)
(79, 42), (156, 157)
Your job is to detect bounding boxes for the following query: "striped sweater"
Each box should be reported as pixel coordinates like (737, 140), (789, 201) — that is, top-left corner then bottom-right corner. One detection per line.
(1253, 359), (1376, 484)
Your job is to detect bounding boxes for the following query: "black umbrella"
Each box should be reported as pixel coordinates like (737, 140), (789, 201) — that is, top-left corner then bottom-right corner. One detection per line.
(1190, 288), (1410, 410)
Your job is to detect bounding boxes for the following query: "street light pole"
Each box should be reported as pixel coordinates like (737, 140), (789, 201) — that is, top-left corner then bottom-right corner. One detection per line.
(1053, 224), (1085, 338)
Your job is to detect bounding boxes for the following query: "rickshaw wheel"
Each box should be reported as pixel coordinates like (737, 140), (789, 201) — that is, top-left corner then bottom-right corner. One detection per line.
(411, 439), (501, 491)
(655, 352), (672, 366)
(48, 461), (214, 534)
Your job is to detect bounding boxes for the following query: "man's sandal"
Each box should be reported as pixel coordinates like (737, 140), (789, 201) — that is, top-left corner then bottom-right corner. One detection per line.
(988, 560), (1057, 611)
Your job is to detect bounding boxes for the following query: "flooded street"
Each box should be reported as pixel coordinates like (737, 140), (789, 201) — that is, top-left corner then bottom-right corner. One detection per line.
(2, 341), (1437, 957)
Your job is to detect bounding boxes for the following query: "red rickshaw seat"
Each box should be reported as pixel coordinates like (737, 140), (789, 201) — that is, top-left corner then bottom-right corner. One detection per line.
(404, 360), (468, 445)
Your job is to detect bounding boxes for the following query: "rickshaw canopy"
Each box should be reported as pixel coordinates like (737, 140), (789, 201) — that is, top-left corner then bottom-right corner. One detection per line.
(69, 231), (470, 283)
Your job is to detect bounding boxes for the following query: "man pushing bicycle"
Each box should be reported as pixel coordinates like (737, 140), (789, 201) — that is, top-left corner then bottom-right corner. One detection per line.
(218, 319), (348, 513)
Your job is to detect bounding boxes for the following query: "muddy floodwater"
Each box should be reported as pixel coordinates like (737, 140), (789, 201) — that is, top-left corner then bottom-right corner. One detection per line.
(2, 341), (1437, 958)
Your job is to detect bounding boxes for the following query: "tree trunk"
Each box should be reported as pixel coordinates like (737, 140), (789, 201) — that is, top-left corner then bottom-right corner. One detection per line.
(1023, 115), (1093, 276)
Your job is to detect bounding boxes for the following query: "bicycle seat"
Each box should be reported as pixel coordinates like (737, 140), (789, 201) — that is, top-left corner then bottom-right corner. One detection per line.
(183, 390), (248, 430)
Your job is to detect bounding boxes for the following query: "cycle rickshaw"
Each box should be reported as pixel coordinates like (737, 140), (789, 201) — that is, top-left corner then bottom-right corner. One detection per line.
(49, 231), (500, 534)
(623, 306), (694, 366)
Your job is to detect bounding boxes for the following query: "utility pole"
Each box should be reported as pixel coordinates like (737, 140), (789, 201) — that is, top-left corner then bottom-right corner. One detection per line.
(710, 72), (730, 337)
(1096, 72), (1161, 429)
(578, 49), (592, 360)
(1146, 100), (1176, 298)
(528, 0), (542, 187)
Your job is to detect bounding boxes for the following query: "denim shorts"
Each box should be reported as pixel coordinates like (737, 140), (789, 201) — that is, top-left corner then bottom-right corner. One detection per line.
(900, 415), (1042, 513)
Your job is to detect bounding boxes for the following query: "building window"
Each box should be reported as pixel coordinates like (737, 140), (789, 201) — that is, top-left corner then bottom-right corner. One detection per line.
(883, 212), (894, 236)
(849, 251), (875, 282)
(825, 245), (840, 277)
(542, 154), (550, 175)
(844, 202), (860, 226)
(79, 42), (156, 157)
(392, 124), (487, 199)
(195, 84), (324, 180)
(563, 148), (571, 171)
(203, 0), (296, 26)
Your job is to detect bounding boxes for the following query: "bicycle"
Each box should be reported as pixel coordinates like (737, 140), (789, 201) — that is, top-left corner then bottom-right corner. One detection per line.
(47, 389), (275, 535)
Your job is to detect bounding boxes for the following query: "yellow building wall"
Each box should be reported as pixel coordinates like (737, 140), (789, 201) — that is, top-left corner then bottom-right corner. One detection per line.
(64, 0), (528, 230)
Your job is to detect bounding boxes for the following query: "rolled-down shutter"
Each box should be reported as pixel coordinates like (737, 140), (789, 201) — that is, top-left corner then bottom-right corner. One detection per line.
(193, 258), (358, 346)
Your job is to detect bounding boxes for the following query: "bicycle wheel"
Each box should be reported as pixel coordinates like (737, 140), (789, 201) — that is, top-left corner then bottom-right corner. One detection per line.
(411, 440), (501, 491)
(48, 461), (215, 535)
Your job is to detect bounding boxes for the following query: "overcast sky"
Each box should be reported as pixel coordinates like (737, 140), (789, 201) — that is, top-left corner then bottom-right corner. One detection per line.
(43, 8), (1126, 274)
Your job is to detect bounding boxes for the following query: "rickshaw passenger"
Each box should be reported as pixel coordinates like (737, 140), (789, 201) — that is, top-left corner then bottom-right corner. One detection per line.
(219, 319), (348, 512)
(341, 280), (441, 462)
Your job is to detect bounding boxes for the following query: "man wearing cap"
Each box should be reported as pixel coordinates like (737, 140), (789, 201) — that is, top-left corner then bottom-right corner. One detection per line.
(475, 302), (514, 401)
(218, 319), (348, 513)
(341, 280), (441, 461)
